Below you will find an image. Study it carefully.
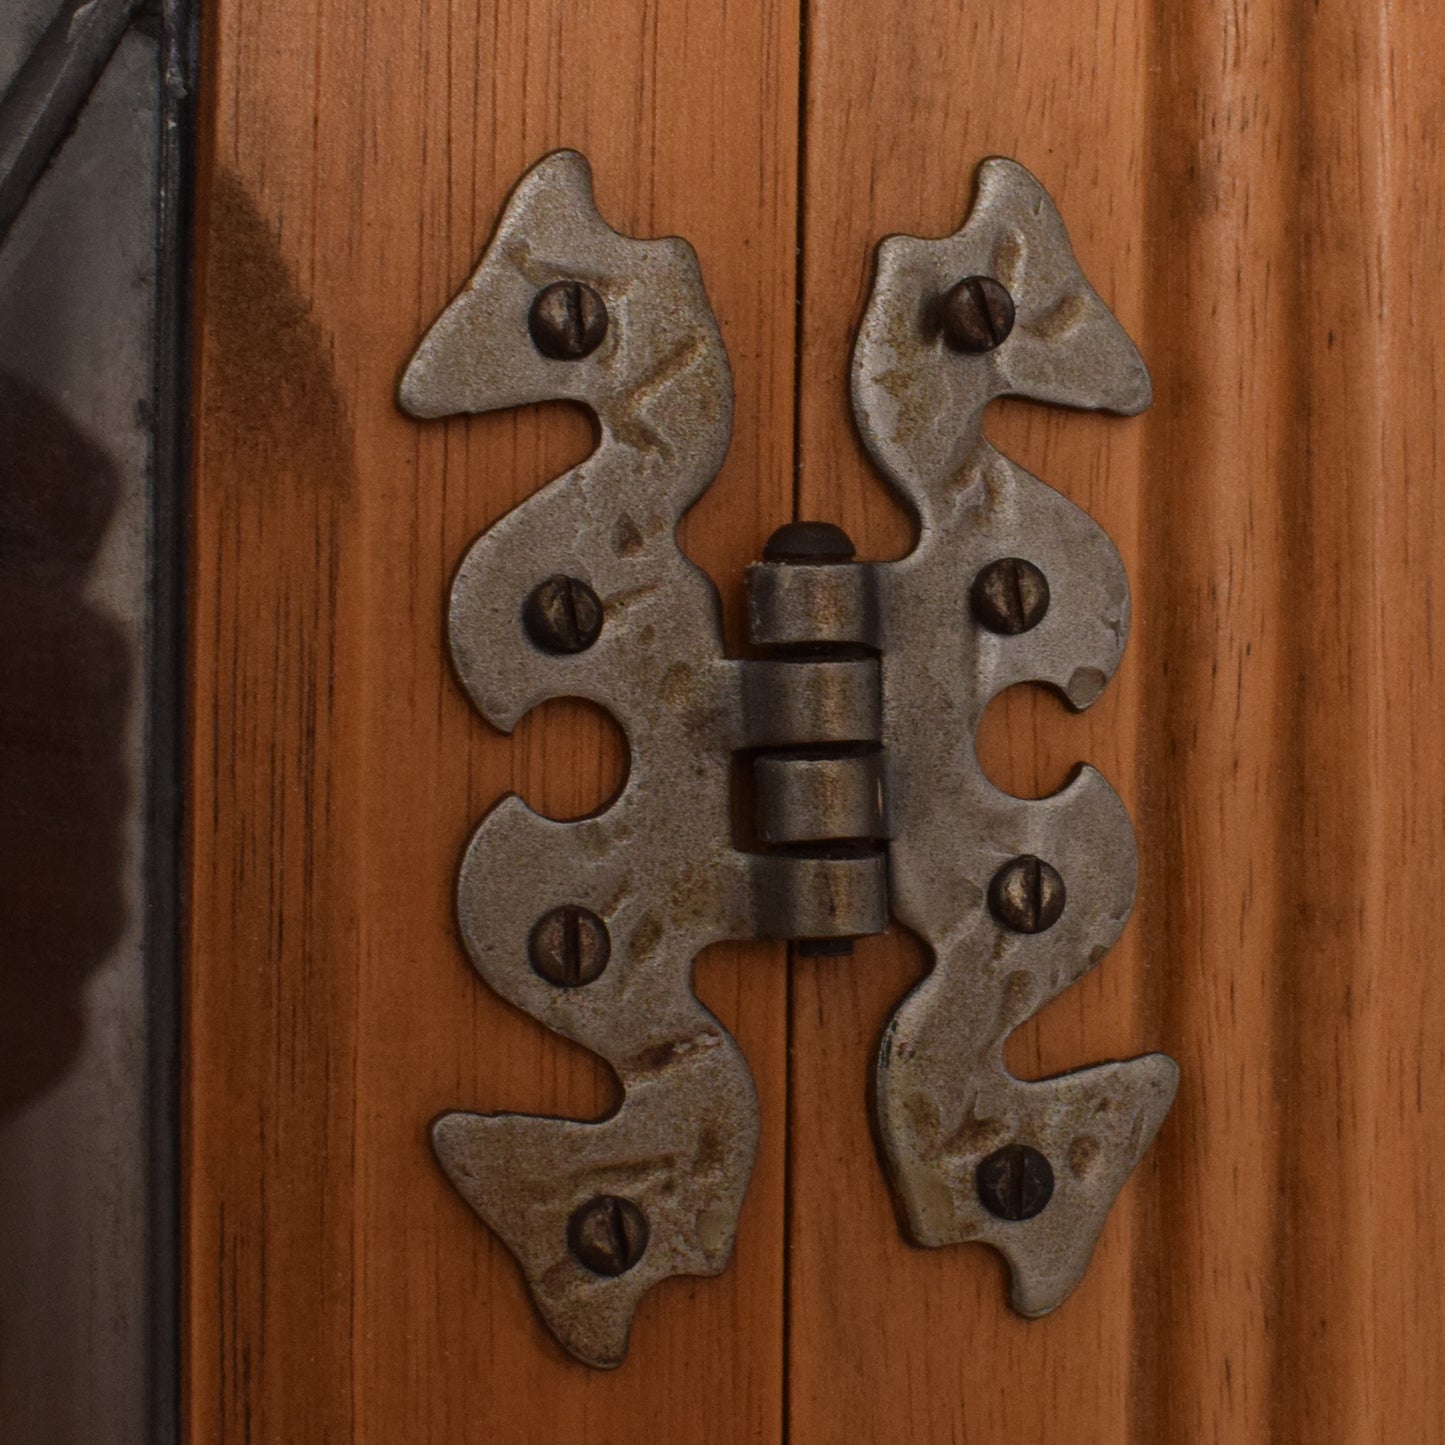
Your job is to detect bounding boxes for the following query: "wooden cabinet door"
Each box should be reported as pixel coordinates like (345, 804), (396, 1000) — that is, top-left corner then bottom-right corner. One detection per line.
(187, 2), (1445, 1441)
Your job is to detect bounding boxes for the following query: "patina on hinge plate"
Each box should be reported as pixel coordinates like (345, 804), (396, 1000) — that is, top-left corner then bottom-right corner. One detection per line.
(398, 150), (1178, 1368)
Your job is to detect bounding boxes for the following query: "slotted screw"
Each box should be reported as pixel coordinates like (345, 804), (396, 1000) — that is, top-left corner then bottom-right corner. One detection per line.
(522, 575), (603, 654)
(939, 276), (1015, 353)
(529, 906), (610, 987)
(976, 1143), (1055, 1222)
(988, 855), (1066, 934)
(971, 557), (1050, 635)
(529, 280), (608, 359)
(567, 1195), (649, 1276)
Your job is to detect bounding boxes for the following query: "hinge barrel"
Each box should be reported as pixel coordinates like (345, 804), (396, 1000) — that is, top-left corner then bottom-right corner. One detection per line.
(741, 528), (888, 948)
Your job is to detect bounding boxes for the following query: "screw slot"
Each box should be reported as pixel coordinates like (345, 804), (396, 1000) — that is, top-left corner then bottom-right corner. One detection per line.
(529, 906), (610, 987)
(938, 276), (1015, 353)
(971, 557), (1050, 635)
(988, 855), (1066, 934)
(529, 280), (608, 360)
(976, 1143), (1054, 1221)
(523, 575), (603, 654)
(567, 1195), (649, 1276)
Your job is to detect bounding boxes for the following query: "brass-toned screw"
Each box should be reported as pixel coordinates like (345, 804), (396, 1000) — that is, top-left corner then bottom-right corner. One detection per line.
(988, 855), (1066, 934)
(529, 906), (610, 987)
(567, 1195), (649, 1276)
(522, 575), (603, 654)
(529, 280), (608, 360)
(939, 276), (1015, 353)
(971, 557), (1050, 635)
(976, 1143), (1054, 1221)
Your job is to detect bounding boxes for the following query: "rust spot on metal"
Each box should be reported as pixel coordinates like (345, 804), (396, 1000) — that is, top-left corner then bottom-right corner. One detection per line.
(1029, 290), (1089, 340)
(1068, 1135), (1100, 1178)
(904, 1091), (942, 1149)
(946, 1102), (1009, 1160)
(631, 1030), (722, 1077)
(633, 1040), (683, 1072)
(991, 227), (1025, 290)
(1003, 968), (1035, 1021)
(629, 912), (664, 964)
(694, 1123), (725, 1173)
(612, 512), (644, 557)
(659, 661), (694, 708)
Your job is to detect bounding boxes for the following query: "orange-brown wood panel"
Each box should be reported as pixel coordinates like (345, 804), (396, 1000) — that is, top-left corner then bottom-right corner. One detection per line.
(185, 1), (798, 1440)
(790, 2), (1445, 1443)
(791, 5), (1158, 1440)
(188, 0), (1445, 1439)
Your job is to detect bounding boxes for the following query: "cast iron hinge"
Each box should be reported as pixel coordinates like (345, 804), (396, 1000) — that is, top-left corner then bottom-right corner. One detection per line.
(399, 151), (1178, 1369)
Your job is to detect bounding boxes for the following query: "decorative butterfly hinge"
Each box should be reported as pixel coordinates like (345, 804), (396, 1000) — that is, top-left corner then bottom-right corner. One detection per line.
(398, 150), (1178, 1369)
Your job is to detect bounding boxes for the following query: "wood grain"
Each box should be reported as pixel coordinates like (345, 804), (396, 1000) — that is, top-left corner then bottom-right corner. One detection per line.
(790, 1), (1445, 1443)
(188, 0), (1445, 1439)
(185, 1), (798, 1441)
(791, 7), (1156, 1441)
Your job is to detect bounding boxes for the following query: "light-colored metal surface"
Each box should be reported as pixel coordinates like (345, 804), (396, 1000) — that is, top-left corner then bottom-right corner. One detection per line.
(746, 558), (879, 650)
(753, 753), (888, 845)
(855, 157), (1178, 1314)
(401, 150), (1176, 1366)
(403, 151), (764, 1369)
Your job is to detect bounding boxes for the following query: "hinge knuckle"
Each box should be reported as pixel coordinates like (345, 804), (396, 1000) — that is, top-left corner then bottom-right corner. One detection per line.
(751, 852), (889, 941)
(754, 752), (888, 846)
(746, 559), (880, 649)
(740, 658), (881, 748)
(741, 541), (887, 946)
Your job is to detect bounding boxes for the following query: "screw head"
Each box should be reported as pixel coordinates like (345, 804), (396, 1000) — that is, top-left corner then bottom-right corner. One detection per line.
(762, 520), (857, 564)
(971, 557), (1050, 635)
(567, 1195), (649, 1276)
(529, 280), (608, 360)
(988, 855), (1066, 934)
(529, 906), (610, 987)
(938, 276), (1015, 353)
(976, 1143), (1055, 1221)
(522, 575), (603, 654)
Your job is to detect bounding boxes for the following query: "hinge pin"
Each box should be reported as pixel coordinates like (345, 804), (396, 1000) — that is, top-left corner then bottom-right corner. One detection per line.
(761, 519), (856, 565)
